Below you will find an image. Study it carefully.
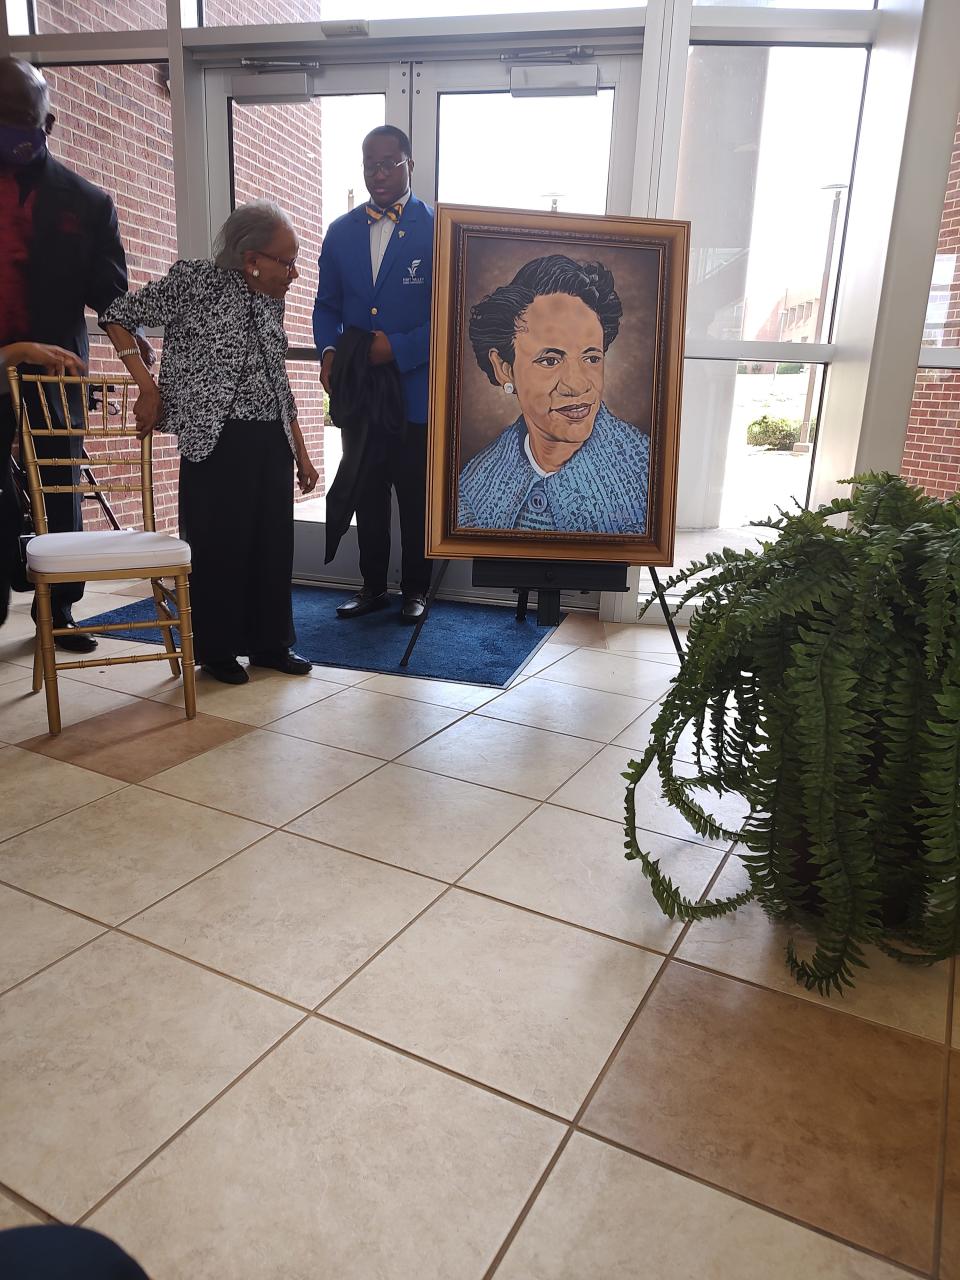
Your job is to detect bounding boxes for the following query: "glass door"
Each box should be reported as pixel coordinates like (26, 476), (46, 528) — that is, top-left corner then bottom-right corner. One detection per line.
(412, 54), (642, 216)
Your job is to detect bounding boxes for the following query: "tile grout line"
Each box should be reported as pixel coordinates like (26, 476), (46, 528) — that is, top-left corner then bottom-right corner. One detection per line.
(0, 1179), (59, 1225)
(479, 836), (862, 1278)
(0, 926), (111, 1002)
(310, 885), (456, 1014)
(0, 776), (133, 850)
(451, 881), (680, 962)
(108, 928), (315, 1016)
(666, 951), (951, 1050)
(0, 877), (116, 930)
(311, 1012), (570, 1126)
(479, 830), (707, 1280)
(572, 1126), (930, 1280)
(73, 1013), (314, 1228)
(0, 821), (280, 936)
(139, 756), (393, 829)
(931, 955), (957, 1279)
(575, 843), (938, 1279)
(479, 972), (674, 1279)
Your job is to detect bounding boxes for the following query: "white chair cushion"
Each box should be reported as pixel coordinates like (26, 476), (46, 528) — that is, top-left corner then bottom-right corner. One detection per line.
(27, 530), (191, 574)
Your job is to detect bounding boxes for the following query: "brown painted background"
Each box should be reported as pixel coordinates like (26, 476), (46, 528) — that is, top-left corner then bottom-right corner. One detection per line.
(457, 232), (662, 467)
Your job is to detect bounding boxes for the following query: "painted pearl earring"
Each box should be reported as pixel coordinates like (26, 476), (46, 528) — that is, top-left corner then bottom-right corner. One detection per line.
(503, 382), (515, 395)
(251, 268), (260, 278)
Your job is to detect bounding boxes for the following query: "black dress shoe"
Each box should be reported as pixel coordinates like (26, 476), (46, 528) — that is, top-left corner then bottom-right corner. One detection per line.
(201, 658), (249, 685)
(401, 593), (428, 623)
(336, 591), (389, 619)
(54, 623), (98, 654)
(250, 649), (313, 676)
(30, 602), (99, 654)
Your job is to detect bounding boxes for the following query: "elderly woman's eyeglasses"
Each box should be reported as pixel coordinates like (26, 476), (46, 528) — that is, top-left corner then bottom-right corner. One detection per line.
(362, 157), (409, 177)
(258, 252), (298, 277)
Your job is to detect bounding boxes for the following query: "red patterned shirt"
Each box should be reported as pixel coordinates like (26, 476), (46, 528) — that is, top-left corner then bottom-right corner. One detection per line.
(0, 168), (37, 346)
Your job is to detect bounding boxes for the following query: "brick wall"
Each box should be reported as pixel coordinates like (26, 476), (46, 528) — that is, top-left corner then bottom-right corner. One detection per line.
(32, 0), (328, 533)
(33, 0), (323, 31)
(902, 113), (960, 498)
(203, 1), (323, 21)
(33, 0), (165, 32)
(40, 54), (181, 533)
(232, 100), (326, 500)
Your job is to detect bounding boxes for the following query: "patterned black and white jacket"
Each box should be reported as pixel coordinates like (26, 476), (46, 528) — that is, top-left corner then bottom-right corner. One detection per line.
(100, 258), (297, 462)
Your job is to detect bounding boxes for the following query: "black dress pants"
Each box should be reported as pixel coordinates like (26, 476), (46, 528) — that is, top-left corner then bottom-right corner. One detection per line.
(179, 419), (295, 662)
(0, 395), (83, 620)
(355, 421), (431, 597)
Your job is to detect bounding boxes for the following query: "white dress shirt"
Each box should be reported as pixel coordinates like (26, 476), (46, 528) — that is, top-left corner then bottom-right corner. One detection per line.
(524, 432), (552, 478)
(370, 188), (411, 283)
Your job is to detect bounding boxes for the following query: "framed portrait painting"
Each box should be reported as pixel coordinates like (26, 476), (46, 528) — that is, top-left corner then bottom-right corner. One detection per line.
(426, 205), (689, 566)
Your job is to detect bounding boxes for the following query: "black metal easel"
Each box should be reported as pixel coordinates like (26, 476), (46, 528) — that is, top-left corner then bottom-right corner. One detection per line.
(399, 558), (451, 667)
(399, 558), (684, 668)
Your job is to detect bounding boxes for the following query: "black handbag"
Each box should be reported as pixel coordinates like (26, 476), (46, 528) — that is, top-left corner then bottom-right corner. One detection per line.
(8, 386), (35, 594)
(9, 452), (34, 594)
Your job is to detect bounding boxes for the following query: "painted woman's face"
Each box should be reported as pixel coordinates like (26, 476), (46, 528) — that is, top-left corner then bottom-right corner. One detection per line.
(493, 294), (605, 450)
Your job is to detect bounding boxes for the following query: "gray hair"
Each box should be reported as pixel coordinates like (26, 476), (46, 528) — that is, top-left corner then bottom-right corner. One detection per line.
(213, 200), (293, 271)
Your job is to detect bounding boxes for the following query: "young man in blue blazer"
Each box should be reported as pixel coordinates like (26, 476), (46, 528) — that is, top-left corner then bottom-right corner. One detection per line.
(313, 125), (434, 623)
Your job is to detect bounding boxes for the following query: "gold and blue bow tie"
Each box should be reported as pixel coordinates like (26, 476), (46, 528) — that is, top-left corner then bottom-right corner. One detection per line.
(366, 202), (403, 225)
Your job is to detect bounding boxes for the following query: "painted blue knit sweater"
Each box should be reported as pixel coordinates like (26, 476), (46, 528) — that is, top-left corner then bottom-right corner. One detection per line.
(457, 403), (650, 534)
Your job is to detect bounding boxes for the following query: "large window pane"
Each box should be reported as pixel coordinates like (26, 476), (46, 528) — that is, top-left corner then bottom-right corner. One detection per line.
(29, 0), (165, 33)
(288, 362), (336, 513)
(921, 111), (960, 350)
(203, 0), (322, 22)
(6, 0), (30, 33)
(673, 360), (822, 572)
(320, 0), (638, 15)
(43, 65), (177, 292)
(677, 46), (866, 343)
(902, 370), (960, 501)
(231, 94), (385, 347)
(437, 90), (613, 214)
(40, 67), (176, 533)
(232, 94), (384, 520)
(696, 0), (875, 7)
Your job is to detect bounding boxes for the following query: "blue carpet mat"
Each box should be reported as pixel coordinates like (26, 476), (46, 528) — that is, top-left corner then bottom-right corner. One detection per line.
(82, 586), (558, 688)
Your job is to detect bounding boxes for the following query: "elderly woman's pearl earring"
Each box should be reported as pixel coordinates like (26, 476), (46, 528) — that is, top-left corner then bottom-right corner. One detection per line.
(251, 268), (260, 278)
(503, 382), (514, 395)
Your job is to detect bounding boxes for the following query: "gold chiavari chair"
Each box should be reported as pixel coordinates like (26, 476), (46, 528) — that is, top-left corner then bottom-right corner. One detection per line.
(8, 371), (196, 735)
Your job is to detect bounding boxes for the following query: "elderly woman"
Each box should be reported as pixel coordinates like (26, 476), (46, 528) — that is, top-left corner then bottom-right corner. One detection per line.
(101, 201), (318, 685)
(459, 254), (650, 536)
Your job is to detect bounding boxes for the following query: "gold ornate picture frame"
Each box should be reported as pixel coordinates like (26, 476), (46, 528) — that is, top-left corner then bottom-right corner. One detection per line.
(427, 204), (689, 565)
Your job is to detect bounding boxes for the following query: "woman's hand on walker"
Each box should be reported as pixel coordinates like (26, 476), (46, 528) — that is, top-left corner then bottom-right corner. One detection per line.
(297, 456), (319, 494)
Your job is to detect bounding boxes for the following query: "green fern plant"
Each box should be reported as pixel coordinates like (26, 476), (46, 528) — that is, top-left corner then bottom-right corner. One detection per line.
(624, 472), (960, 994)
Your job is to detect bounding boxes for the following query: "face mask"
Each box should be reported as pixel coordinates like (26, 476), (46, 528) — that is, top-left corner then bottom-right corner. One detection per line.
(0, 125), (47, 167)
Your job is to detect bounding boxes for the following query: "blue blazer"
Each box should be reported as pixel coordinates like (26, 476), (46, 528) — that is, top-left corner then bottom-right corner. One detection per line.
(312, 196), (434, 424)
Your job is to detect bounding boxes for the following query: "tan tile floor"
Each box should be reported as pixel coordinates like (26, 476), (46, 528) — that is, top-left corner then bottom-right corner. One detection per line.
(0, 596), (956, 1278)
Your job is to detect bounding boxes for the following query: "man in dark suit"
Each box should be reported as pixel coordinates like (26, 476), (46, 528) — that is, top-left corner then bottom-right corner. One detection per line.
(313, 125), (434, 623)
(0, 57), (139, 651)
